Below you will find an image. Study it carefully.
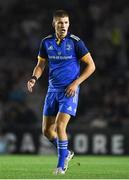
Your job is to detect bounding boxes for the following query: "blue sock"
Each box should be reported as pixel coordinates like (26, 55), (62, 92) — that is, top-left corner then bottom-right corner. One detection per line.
(57, 140), (68, 169)
(50, 137), (57, 148)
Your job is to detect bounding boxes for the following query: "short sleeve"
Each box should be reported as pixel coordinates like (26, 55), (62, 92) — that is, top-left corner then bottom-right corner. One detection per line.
(75, 40), (89, 59)
(38, 39), (48, 59)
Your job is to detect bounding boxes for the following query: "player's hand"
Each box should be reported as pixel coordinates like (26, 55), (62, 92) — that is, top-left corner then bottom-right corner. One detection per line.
(65, 80), (79, 97)
(27, 79), (36, 92)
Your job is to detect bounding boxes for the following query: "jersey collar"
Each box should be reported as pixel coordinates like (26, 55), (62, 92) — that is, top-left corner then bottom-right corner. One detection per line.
(54, 32), (70, 41)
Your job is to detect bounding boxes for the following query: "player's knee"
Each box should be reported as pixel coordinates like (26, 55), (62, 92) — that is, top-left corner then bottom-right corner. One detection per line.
(42, 128), (49, 138)
(57, 123), (66, 134)
(43, 127), (54, 139)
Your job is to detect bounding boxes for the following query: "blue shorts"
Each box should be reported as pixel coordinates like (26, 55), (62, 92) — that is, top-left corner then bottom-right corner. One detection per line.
(43, 89), (79, 116)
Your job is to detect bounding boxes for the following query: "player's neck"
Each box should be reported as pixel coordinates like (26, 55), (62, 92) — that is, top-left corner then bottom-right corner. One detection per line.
(56, 33), (67, 41)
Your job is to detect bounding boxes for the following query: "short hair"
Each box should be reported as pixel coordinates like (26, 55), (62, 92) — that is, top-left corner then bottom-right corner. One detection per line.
(53, 10), (69, 20)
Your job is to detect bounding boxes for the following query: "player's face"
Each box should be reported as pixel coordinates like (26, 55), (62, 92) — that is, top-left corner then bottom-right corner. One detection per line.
(53, 17), (69, 39)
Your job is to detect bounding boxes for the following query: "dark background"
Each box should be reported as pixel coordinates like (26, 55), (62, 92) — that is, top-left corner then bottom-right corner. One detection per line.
(0, 0), (129, 154)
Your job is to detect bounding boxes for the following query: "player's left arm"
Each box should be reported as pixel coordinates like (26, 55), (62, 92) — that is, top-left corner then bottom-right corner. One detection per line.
(77, 52), (95, 85)
(66, 52), (95, 96)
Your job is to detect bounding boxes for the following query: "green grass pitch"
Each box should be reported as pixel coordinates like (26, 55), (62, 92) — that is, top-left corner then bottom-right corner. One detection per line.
(0, 155), (129, 179)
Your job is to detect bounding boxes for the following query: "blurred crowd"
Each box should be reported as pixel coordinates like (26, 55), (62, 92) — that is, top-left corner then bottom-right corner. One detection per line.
(0, 0), (129, 133)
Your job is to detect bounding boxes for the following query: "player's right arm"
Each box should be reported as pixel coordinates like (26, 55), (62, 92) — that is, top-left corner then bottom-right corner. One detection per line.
(27, 56), (46, 92)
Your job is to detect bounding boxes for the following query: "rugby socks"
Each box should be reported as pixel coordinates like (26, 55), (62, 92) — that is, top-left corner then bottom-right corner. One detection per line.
(57, 140), (68, 169)
(50, 137), (57, 148)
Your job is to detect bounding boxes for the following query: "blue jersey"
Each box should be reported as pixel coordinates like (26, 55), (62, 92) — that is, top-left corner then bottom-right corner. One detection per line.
(38, 33), (89, 92)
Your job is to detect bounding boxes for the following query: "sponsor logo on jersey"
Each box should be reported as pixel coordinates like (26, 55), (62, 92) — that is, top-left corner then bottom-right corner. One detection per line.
(48, 55), (72, 60)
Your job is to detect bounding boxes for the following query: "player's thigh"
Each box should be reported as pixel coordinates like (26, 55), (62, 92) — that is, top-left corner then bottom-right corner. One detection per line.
(42, 115), (56, 132)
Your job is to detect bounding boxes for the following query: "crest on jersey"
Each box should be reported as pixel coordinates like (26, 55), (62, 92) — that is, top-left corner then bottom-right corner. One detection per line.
(66, 44), (72, 51)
